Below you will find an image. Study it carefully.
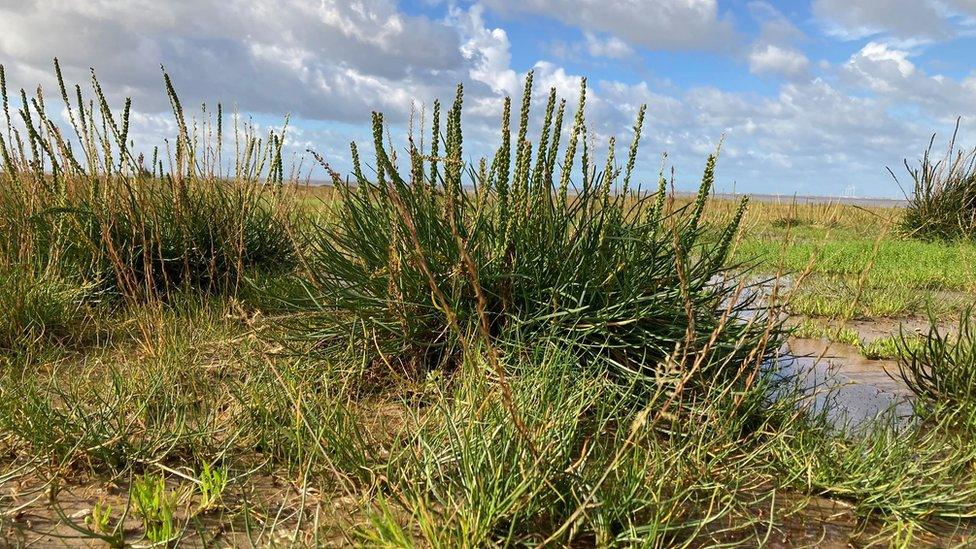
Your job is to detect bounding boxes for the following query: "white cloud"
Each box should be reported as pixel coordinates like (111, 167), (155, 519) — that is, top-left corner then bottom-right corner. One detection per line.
(811, 0), (947, 40)
(950, 0), (976, 14)
(452, 4), (518, 95)
(0, 0), (465, 121)
(748, 1), (806, 45)
(583, 32), (635, 59)
(482, 0), (737, 51)
(843, 42), (916, 93)
(744, 3), (810, 80)
(0, 0), (972, 197)
(749, 45), (810, 78)
(841, 41), (976, 118)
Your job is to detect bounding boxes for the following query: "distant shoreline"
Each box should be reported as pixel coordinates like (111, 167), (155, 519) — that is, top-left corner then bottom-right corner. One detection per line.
(302, 180), (909, 207)
(701, 193), (907, 207)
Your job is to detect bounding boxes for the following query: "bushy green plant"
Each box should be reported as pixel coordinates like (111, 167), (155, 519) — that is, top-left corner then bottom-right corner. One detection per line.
(900, 125), (976, 241)
(0, 61), (299, 303)
(196, 461), (228, 511)
(291, 73), (780, 391)
(131, 474), (177, 544)
(66, 180), (297, 299)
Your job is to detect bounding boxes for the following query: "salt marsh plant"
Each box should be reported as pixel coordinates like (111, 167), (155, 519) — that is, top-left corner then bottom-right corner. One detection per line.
(292, 73), (779, 393)
(900, 123), (976, 241)
(898, 307), (976, 414)
(132, 474), (178, 544)
(0, 61), (298, 304)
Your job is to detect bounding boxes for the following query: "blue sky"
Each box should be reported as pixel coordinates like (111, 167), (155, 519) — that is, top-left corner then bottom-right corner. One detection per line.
(2, 0), (975, 197)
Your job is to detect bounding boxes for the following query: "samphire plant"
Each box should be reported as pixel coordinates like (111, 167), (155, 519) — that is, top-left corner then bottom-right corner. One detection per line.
(289, 72), (780, 392)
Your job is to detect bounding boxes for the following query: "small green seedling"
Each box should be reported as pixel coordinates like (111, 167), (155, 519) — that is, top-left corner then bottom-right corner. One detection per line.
(132, 474), (177, 544)
(197, 462), (228, 511)
(85, 501), (112, 534)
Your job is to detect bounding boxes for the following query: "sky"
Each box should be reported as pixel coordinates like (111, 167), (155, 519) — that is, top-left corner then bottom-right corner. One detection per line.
(1, 1), (976, 197)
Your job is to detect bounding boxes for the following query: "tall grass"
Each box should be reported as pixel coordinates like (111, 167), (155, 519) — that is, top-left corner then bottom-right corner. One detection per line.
(898, 307), (976, 414)
(900, 123), (976, 241)
(0, 61), (299, 304)
(290, 73), (779, 392)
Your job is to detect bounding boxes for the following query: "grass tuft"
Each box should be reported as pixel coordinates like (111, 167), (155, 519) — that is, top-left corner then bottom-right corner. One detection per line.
(900, 123), (976, 241)
(898, 307), (976, 413)
(289, 73), (781, 394)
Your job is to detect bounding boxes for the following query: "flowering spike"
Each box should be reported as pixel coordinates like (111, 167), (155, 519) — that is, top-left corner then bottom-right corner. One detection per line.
(558, 78), (586, 207)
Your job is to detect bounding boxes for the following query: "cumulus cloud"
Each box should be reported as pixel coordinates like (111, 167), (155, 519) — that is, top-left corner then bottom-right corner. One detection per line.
(744, 3), (810, 80)
(950, 0), (976, 14)
(1, 0), (972, 197)
(452, 4), (519, 95)
(841, 41), (976, 118)
(748, 1), (806, 45)
(749, 44), (810, 78)
(843, 42), (916, 93)
(481, 0), (737, 51)
(0, 0), (465, 121)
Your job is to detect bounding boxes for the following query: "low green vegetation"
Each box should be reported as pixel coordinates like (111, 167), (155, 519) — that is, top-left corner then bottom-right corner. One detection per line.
(722, 200), (976, 320)
(791, 319), (862, 347)
(791, 318), (924, 360)
(2, 63), (976, 547)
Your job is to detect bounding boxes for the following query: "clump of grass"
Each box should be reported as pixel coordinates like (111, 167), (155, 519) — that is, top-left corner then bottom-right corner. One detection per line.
(792, 319), (861, 346)
(898, 307), (976, 413)
(900, 123), (976, 241)
(291, 73), (780, 392)
(860, 334), (923, 360)
(0, 61), (299, 304)
(771, 216), (811, 229)
(0, 264), (89, 352)
(72, 180), (298, 299)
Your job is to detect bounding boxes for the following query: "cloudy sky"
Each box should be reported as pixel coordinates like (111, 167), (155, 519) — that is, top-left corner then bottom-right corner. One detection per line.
(2, 0), (976, 197)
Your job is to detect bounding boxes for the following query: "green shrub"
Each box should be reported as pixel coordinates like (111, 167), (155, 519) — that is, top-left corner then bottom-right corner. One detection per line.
(290, 73), (781, 390)
(63, 180), (297, 299)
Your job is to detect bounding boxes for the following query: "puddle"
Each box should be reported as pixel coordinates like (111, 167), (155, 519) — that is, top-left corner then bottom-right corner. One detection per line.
(768, 338), (914, 432)
(730, 276), (919, 431)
